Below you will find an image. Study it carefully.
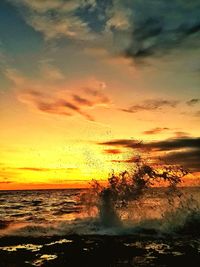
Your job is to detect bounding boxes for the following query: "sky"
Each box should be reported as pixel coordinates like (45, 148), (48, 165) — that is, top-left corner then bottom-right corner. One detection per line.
(0, 0), (200, 189)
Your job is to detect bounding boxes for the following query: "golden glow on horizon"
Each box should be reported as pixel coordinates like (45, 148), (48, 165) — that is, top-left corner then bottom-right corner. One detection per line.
(1, 95), (199, 190)
(0, 49), (199, 190)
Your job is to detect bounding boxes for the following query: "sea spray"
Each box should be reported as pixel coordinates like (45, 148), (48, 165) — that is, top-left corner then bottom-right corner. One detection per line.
(99, 188), (122, 227)
(0, 187), (200, 237)
(161, 192), (200, 235)
(0, 160), (197, 238)
(81, 159), (188, 229)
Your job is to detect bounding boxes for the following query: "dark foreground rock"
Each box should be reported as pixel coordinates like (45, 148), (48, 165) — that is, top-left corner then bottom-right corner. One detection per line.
(0, 235), (200, 267)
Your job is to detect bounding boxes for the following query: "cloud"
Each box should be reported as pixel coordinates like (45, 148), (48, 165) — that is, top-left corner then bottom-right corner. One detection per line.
(106, 5), (131, 31)
(19, 90), (102, 121)
(143, 128), (191, 137)
(99, 137), (200, 152)
(17, 0), (81, 13)
(27, 12), (94, 41)
(194, 110), (200, 117)
(99, 139), (142, 149)
(98, 136), (200, 171)
(17, 167), (78, 172)
(72, 95), (94, 106)
(143, 127), (170, 135)
(83, 86), (110, 105)
(40, 64), (65, 81)
(186, 98), (200, 106)
(8, 0), (109, 44)
(163, 149), (200, 171)
(8, 0), (200, 63)
(18, 167), (50, 172)
(103, 149), (122, 155)
(6, 68), (111, 121)
(20, 86), (110, 121)
(173, 131), (191, 138)
(121, 99), (179, 113)
(110, 149), (200, 172)
(147, 137), (200, 152)
(122, 1), (200, 60)
(0, 174), (14, 184)
(111, 155), (142, 164)
(10, 0), (97, 41)
(0, 181), (13, 184)
(0, 166), (78, 176)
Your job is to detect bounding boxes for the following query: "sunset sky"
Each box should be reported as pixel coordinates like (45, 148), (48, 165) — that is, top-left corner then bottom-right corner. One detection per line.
(0, 0), (200, 189)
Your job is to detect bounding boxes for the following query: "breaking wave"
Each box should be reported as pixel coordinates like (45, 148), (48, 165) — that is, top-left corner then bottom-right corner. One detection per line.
(0, 161), (199, 238)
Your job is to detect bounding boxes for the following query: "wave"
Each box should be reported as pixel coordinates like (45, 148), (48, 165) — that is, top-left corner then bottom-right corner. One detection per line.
(1, 201), (200, 238)
(0, 163), (199, 239)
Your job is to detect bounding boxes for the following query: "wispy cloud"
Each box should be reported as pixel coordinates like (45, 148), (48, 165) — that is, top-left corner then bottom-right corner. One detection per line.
(111, 155), (141, 164)
(6, 68), (111, 121)
(121, 99), (179, 113)
(143, 128), (191, 137)
(0, 181), (13, 184)
(0, 175), (13, 184)
(16, 167), (78, 172)
(72, 95), (94, 106)
(10, 0), (97, 41)
(173, 131), (191, 138)
(33, 97), (95, 121)
(103, 149), (122, 155)
(194, 110), (200, 117)
(186, 98), (200, 106)
(19, 87), (110, 121)
(143, 127), (170, 135)
(99, 139), (143, 149)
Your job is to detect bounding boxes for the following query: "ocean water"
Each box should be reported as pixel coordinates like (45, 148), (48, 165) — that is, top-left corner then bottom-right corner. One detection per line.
(0, 189), (86, 235)
(0, 187), (200, 266)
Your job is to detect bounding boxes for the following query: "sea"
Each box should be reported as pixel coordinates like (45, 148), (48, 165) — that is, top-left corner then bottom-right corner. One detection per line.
(0, 187), (200, 266)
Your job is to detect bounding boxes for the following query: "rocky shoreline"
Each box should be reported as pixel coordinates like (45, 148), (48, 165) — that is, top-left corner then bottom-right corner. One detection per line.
(0, 234), (200, 267)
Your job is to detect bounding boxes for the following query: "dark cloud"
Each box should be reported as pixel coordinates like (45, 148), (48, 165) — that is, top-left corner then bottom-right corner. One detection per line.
(99, 139), (142, 149)
(111, 149), (200, 172)
(123, 1), (200, 60)
(99, 136), (200, 171)
(163, 149), (200, 171)
(121, 99), (178, 113)
(8, 0), (200, 62)
(143, 127), (170, 135)
(99, 137), (200, 152)
(186, 98), (200, 106)
(103, 149), (122, 154)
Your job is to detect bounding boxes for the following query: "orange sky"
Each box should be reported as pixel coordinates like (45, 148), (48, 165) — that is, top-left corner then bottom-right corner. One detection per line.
(0, 0), (200, 190)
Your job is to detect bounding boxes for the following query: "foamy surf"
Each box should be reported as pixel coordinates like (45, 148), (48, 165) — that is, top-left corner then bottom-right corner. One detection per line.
(1, 196), (200, 238)
(1, 186), (200, 267)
